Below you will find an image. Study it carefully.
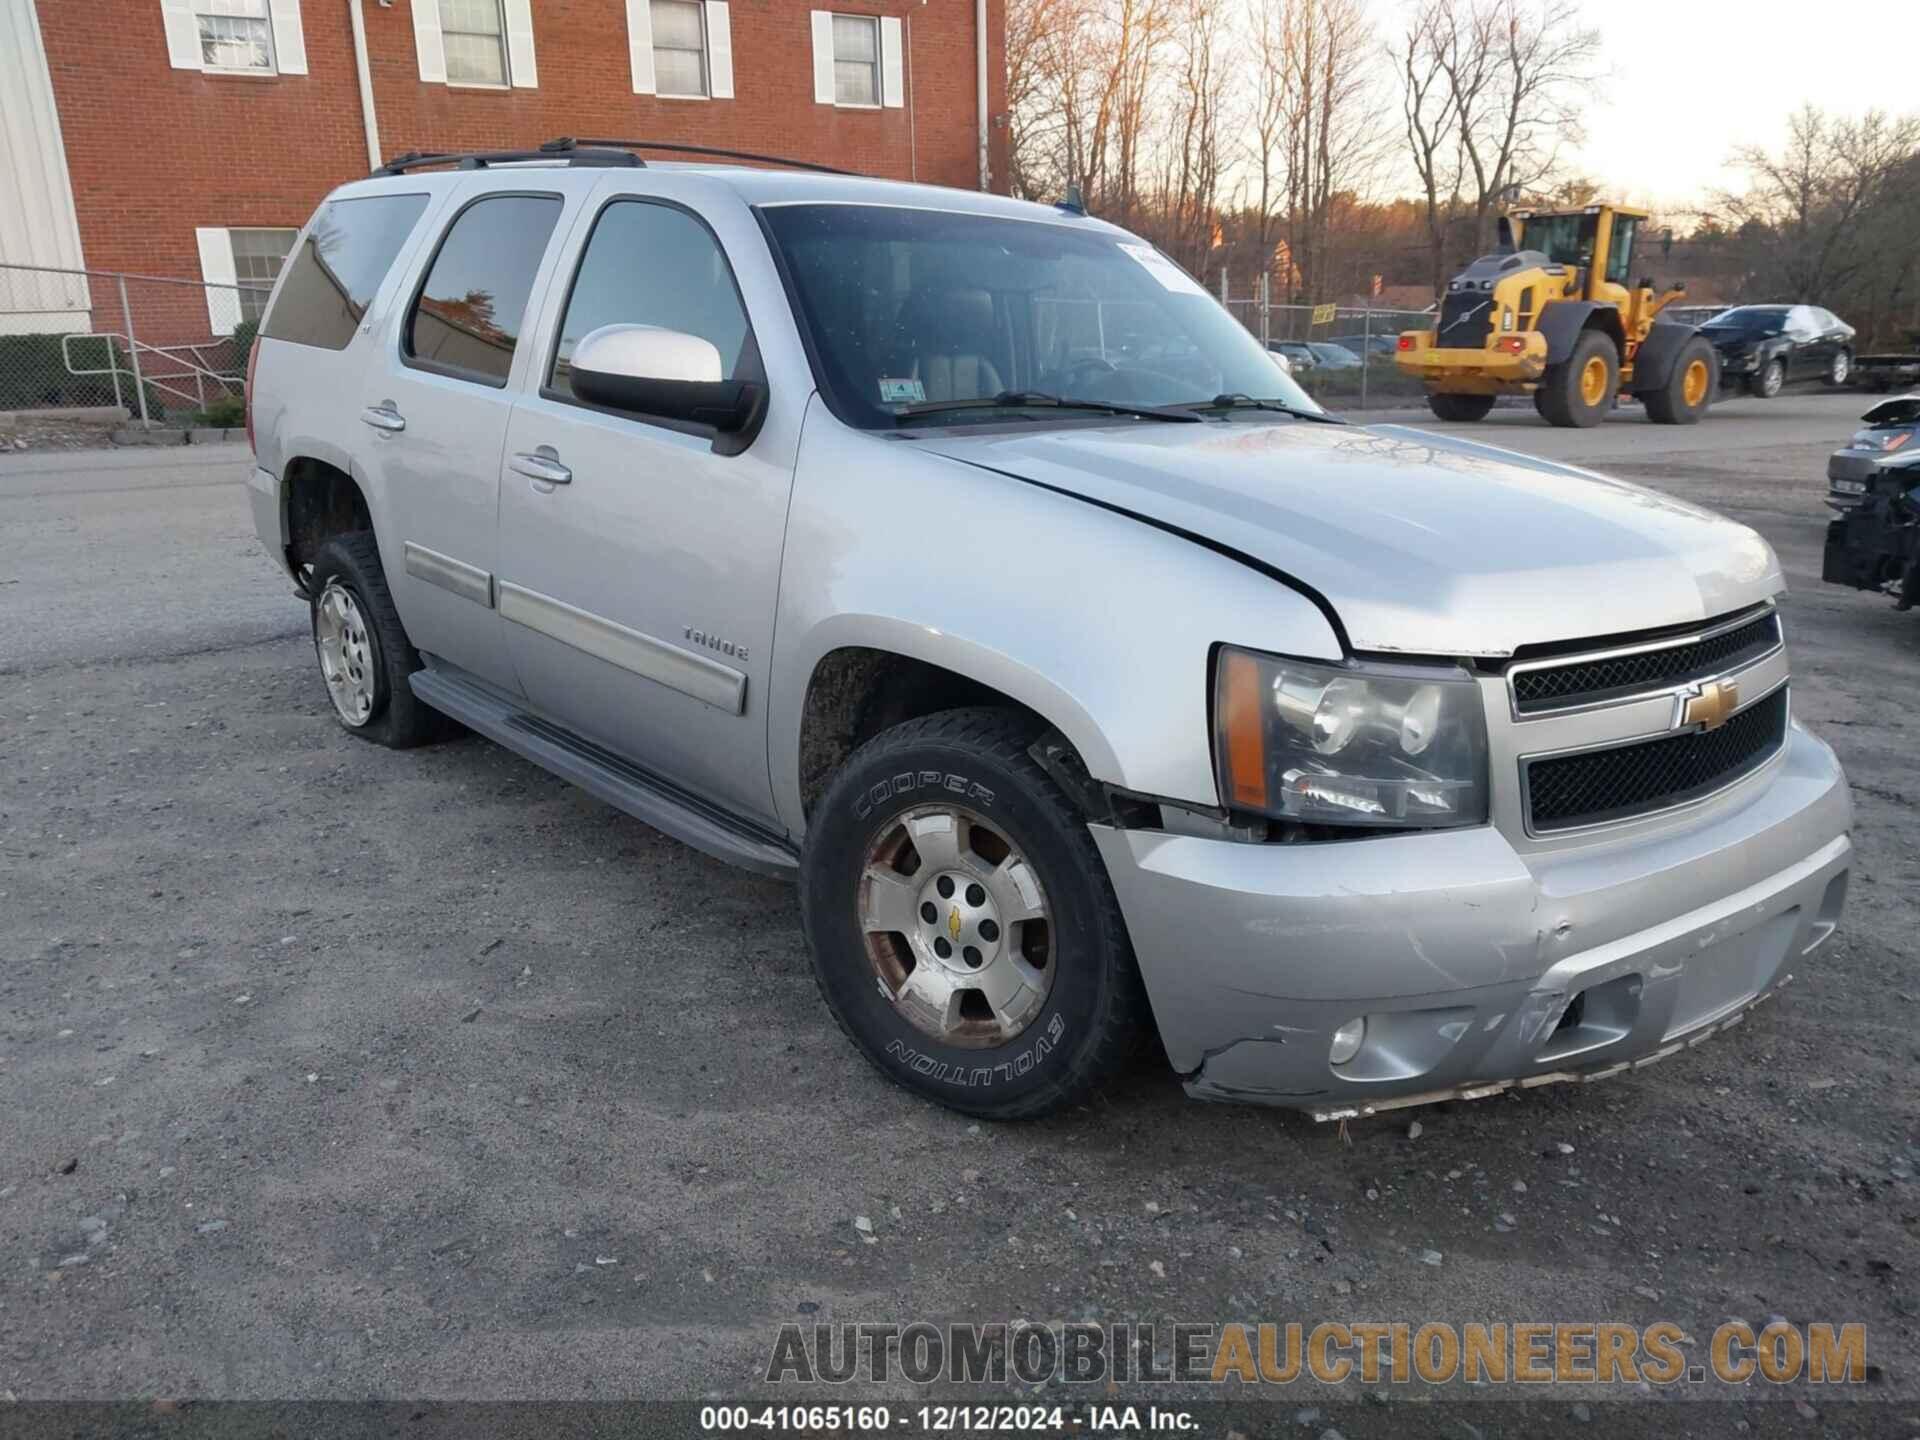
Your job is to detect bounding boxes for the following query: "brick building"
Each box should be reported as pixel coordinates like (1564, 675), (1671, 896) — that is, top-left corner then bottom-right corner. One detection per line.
(1, 0), (1008, 343)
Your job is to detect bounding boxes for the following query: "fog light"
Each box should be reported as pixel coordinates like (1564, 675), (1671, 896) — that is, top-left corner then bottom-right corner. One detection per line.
(1329, 1017), (1366, 1065)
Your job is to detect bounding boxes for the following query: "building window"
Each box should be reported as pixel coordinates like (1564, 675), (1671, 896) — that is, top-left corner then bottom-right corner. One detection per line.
(197, 0), (274, 71)
(439, 0), (508, 86)
(230, 229), (298, 325)
(650, 0), (707, 97)
(831, 14), (879, 107)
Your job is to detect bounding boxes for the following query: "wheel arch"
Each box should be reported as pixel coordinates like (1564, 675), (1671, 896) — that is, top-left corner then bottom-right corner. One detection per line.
(281, 452), (376, 580)
(1537, 301), (1625, 365)
(1627, 322), (1711, 395)
(789, 626), (1120, 831)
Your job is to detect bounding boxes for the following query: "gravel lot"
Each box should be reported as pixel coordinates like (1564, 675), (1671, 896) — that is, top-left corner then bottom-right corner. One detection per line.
(1, 392), (1914, 1429)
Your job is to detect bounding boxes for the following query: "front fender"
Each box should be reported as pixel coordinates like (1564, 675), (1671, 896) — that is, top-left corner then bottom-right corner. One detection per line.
(1536, 301), (1615, 365)
(767, 399), (1344, 837)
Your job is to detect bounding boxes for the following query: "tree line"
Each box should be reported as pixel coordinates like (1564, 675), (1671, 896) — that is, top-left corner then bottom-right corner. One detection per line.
(1007, 0), (1920, 343)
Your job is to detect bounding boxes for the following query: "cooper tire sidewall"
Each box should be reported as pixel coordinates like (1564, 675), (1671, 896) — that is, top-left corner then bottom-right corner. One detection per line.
(808, 751), (1116, 1111)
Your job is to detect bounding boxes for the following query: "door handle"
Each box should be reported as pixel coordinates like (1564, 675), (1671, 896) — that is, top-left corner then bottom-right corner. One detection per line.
(360, 404), (406, 433)
(509, 450), (572, 486)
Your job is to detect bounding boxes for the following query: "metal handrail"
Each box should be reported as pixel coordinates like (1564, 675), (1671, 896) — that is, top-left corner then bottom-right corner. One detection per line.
(62, 330), (246, 413)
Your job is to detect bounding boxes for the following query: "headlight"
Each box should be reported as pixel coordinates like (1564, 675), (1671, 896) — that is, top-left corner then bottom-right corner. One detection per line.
(1214, 648), (1489, 829)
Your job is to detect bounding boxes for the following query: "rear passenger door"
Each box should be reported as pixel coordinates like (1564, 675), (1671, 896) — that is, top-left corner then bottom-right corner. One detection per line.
(362, 188), (568, 693)
(494, 192), (794, 824)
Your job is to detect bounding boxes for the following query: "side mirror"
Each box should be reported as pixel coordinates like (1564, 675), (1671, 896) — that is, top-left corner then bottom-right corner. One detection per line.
(568, 324), (765, 438)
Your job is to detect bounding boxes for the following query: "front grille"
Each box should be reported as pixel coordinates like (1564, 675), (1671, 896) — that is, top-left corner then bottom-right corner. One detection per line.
(1436, 291), (1494, 349)
(1524, 686), (1788, 832)
(1511, 611), (1781, 713)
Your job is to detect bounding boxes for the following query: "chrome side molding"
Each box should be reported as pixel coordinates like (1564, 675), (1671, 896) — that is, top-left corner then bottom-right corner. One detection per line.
(403, 541), (495, 609)
(495, 581), (747, 715)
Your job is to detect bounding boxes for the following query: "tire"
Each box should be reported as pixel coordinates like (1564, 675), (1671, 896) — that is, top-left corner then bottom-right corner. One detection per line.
(1642, 337), (1716, 425)
(1426, 392), (1496, 422)
(307, 531), (445, 748)
(1827, 349), (1853, 387)
(800, 707), (1148, 1120)
(1537, 330), (1618, 428)
(1748, 356), (1785, 399)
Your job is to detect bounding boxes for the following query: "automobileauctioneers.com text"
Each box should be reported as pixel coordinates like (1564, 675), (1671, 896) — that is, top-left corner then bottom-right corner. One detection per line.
(763, 1319), (1866, 1389)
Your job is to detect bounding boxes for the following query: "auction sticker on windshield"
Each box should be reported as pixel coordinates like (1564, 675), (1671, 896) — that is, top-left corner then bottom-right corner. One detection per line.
(878, 378), (927, 404)
(1117, 242), (1208, 297)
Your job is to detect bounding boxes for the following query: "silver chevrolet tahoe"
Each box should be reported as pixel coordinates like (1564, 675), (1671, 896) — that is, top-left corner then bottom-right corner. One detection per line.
(244, 143), (1852, 1121)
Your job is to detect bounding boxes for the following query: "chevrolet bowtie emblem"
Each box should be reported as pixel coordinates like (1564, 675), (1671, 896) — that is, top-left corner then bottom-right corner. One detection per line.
(948, 908), (963, 941)
(1680, 679), (1740, 731)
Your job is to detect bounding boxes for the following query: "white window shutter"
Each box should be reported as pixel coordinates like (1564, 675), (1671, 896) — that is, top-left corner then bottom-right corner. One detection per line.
(503, 0), (537, 87)
(196, 228), (242, 337)
(267, 0), (308, 74)
(810, 11), (834, 105)
(879, 16), (903, 107)
(410, 0), (446, 83)
(705, 2), (733, 99)
(626, 0), (655, 93)
(160, 0), (202, 69)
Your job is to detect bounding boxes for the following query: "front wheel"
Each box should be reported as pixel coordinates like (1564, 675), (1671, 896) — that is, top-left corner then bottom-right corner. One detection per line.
(1642, 337), (1716, 425)
(1828, 349), (1853, 387)
(1749, 357), (1785, 399)
(1537, 331), (1618, 427)
(1426, 392), (1496, 422)
(800, 708), (1147, 1119)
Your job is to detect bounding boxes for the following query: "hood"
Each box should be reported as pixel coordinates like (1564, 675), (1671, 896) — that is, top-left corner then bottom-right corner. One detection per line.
(914, 419), (1781, 658)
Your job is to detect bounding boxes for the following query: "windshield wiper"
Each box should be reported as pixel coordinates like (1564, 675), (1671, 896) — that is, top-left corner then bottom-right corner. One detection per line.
(1184, 393), (1346, 424)
(891, 390), (1202, 424)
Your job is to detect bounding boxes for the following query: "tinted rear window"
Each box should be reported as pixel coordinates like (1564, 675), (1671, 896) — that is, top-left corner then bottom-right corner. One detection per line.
(405, 194), (563, 387)
(262, 193), (429, 350)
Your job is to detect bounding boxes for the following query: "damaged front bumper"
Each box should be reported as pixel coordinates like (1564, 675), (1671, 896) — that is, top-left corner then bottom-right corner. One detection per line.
(1092, 724), (1851, 1119)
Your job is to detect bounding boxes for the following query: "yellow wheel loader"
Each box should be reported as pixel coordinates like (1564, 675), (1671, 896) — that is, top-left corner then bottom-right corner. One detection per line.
(1395, 203), (1718, 428)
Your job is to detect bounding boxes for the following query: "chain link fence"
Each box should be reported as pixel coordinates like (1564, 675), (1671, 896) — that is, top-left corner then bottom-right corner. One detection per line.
(1204, 271), (1432, 412)
(1218, 286), (1436, 413)
(0, 262), (269, 428)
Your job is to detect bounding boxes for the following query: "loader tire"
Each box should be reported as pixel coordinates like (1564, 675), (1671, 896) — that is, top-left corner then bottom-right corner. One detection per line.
(1538, 331), (1618, 428)
(1426, 393), (1496, 423)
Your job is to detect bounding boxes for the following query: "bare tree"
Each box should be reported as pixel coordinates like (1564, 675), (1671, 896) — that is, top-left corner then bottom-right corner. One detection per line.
(1394, 0), (1601, 295)
(1718, 105), (1920, 302)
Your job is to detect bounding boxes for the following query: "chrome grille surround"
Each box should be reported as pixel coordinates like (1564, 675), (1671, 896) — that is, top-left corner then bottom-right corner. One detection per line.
(1485, 610), (1793, 843)
(1506, 605), (1782, 718)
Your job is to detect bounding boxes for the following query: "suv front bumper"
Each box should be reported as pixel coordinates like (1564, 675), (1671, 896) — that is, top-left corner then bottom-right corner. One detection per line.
(1092, 724), (1851, 1118)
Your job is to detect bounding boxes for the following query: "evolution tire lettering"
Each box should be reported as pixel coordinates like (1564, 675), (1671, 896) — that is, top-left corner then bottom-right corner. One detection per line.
(854, 770), (996, 820)
(885, 1014), (1067, 1087)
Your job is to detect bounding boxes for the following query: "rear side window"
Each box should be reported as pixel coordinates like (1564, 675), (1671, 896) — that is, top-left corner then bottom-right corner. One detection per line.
(405, 194), (563, 386)
(547, 200), (751, 397)
(262, 193), (429, 350)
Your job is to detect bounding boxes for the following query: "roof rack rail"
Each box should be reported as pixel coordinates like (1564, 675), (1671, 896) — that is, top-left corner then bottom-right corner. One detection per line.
(564, 138), (857, 176)
(372, 137), (644, 176)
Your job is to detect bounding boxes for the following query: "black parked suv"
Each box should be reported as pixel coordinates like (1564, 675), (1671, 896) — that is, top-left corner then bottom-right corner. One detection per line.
(1702, 304), (1856, 398)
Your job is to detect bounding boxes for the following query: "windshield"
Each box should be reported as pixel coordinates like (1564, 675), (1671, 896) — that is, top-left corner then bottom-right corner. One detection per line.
(759, 203), (1319, 428)
(1705, 307), (1787, 333)
(1518, 212), (1598, 269)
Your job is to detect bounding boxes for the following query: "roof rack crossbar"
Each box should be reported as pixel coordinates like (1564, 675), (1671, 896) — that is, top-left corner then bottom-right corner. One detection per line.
(373, 139), (644, 176)
(563, 138), (857, 176)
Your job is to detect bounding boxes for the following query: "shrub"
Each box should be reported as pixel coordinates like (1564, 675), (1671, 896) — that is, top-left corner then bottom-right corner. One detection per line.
(191, 394), (247, 428)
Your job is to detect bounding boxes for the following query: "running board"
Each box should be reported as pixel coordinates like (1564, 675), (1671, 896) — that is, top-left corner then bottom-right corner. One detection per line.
(409, 664), (798, 880)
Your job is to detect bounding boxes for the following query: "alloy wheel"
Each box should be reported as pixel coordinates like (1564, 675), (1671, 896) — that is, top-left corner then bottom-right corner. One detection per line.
(857, 805), (1054, 1047)
(314, 580), (377, 727)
